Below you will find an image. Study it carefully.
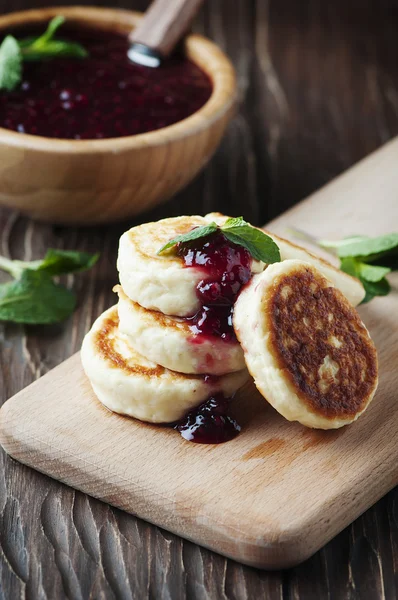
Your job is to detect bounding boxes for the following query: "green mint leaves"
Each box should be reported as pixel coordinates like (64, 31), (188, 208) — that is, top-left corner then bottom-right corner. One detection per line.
(0, 249), (99, 325)
(317, 232), (397, 303)
(26, 249), (99, 277)
(0, 16), (88, 92)
(0, 270), (76, 325)
(157, 217), (281, 264)
(320, 233), (398, 263)
(157, 222), (218, 254)
(338, 257), (391, 304)
(0, 36), (22, 91)
(221, 217), (281, 263)
(29, 15), (66, 47)
(20, 16), (88, 61)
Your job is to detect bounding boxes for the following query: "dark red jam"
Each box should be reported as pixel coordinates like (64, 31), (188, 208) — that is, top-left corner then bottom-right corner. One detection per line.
(0, 24), (213, 139)
(177, 230), (252, 342)
(175, 393), (240, 444)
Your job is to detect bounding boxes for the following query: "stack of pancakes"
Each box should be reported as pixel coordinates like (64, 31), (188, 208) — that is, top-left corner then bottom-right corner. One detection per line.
(82, 213), (378, 430)
(81, 214), (252, 424)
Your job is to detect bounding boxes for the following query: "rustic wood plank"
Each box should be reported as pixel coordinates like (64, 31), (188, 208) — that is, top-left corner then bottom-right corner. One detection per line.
(0, 0), (397, 598)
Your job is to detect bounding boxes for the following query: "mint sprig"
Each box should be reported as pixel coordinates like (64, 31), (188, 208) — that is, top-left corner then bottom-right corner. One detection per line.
(0, 270), (76, 325)
(157, 222), (218, 255)
(221, 217), (281, 263)
(320, 233), (398, 262)
(0, 249), (99, 324)
(157, 217), (281, 264)
(0, 16), (88, 92)
(20, 16), (88, 61)
(338, 257), (391, 304)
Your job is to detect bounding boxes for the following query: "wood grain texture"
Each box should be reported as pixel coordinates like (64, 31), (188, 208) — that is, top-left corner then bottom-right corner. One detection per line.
(0, 6), (236, 225)
(1, 137), (398, 571)
(0, 0), (397, 597)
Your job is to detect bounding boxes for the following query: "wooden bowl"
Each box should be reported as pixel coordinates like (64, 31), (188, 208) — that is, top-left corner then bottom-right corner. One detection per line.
(0, 7), (237, 225)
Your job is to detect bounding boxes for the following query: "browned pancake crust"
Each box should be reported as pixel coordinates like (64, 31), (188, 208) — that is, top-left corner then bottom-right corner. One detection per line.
(115, 286), (188, 332)
(127, 216), (206, 263)
(94, 308), (210, 381)
(267, 267), (378, 419)
(95, 311), (162, 376)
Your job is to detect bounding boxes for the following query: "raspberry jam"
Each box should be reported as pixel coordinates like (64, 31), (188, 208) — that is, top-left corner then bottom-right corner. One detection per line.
(0, 24), (213, 139)
(175, 393), (240, 444)
(177, 230), (252, 341)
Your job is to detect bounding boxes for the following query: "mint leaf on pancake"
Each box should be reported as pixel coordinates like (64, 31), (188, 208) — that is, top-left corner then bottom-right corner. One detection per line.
(157, 223), (218, 254)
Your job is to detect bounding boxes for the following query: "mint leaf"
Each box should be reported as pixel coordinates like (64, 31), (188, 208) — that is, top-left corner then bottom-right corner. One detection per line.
(320, 235), (369, 251)
(157, 223), (218, 254)
(0, 17), (87, 91)
(332, 238), (396, 303)
(0, 249), (99, 278)
(0, 248), (98, 324)
(339, 256), (359, 279)
(358, 263), (391, 282)
(0, 35), (22, 91)
(158, 217), (281, 264)
(0, 270), (75, 324)
(221, 218), (280, 263)
(361, 278), (391, 304)
(321, 233), (398, 260)
(21, 16), (88, 60)
(340, 257), (391, 303)
(34, 249), (99, 275)
(221, 216), (246, 229)
(32, 15), (65, 47)
(22, 40), (88, 61)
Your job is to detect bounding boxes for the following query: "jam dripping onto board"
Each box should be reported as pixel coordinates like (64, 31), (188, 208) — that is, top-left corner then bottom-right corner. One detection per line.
(174, 393), (240, 444)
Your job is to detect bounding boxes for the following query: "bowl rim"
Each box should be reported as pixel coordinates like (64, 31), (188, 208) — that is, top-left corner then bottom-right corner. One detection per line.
(0, 5), (237, 154)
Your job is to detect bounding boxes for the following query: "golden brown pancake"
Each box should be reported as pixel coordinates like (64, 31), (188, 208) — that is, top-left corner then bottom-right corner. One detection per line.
(117, 214), (264, 317)
(233, 260), (378, 429)
(115, 285), (246, 375)
(81, 306), (250, 423)
(267, 264), (377, 420)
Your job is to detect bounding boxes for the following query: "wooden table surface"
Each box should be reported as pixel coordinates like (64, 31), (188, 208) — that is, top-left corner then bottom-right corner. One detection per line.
(0, 1), (397, 598)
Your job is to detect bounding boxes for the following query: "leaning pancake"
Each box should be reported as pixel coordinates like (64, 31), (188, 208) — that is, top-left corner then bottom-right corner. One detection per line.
(117, 214), (264, 317)
(81, 306), (250, 423)
(205, 213), (365, 307)
(233, 259), (378, 429)
(116, 286), (245, 375)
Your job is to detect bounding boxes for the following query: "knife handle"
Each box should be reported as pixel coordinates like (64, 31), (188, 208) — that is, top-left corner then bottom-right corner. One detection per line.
(130, 0), (205, 58)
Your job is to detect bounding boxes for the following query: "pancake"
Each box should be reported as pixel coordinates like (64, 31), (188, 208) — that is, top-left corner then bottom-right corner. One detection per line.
(233, 260), (378, 429)
(117, 214), (264, 317)
(205, 213), (365, 307)
(81, 306), (250, 423)
(116, 286), (245, 375)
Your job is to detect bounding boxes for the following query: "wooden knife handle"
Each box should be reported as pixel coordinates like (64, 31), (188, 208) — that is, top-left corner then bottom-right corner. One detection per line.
(130, 0), (205, 58)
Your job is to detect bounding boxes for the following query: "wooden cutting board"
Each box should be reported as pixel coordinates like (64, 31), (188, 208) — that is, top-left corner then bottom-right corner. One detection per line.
(1, 139), (398, 570)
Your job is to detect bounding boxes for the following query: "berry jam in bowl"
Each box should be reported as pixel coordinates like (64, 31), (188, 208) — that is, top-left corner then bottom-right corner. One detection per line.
(0, 7), (237, 224)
